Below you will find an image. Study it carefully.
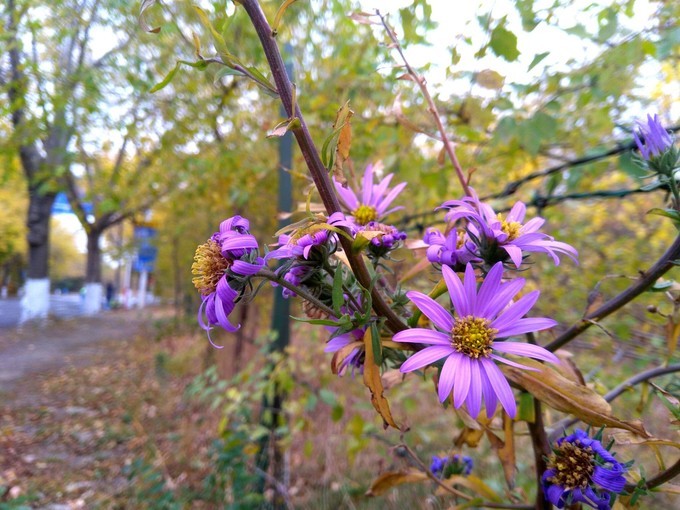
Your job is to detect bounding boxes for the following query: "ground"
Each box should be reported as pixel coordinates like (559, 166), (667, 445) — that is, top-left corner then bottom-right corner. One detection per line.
(0, 308), (222, 509)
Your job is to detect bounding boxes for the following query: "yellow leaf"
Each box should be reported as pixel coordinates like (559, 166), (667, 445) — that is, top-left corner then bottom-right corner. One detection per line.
(501, 360), (650, 437)
(331, 101), (354, 183)
(665, 318), (680, 358)
(362, 330), (399, 430)
(437, 475), (502, 502)
(365, 470), (428, 496)
(486, 412), (516, 489)
(475, 69), (505, 89)
(611, 430), (680, 449)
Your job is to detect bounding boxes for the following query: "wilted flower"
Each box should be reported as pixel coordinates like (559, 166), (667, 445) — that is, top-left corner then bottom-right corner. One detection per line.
(542, 429), (628, 510)
(334, 163), (406, 226)
(441, 191), (578, 268)
(634, 114), (673, 161)
(325, 326), (366, 377)
(192, 216), (264, 347)
(393, 263), (559, 418)
(430, 454), (473, 478)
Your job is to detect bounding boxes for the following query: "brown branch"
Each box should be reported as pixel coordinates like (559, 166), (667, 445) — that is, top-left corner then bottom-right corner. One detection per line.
(238, 0), (406, 333)
(545, 233), (680, 352)
(376, 11), (471, 198)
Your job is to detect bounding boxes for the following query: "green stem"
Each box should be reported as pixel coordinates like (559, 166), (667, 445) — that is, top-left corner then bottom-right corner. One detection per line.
(257, 267), (335, 318)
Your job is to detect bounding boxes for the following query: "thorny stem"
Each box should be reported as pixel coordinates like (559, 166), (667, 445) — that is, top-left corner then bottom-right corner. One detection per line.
(377, 11), (472, 198)
(545, 233), (680, 352)
(239, 0), (406, 333)
(257, 268), (335, 318)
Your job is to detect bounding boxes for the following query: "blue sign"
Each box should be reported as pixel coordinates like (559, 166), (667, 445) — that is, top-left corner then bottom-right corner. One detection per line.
(134, 225), (157, 272)
(52, 193), (94, 215)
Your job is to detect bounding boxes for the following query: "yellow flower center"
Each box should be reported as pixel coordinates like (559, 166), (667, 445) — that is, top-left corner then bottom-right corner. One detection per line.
(450, 316), (496, 358)
(192, 239), (230, 296)
(546, 441), (595, 490)
(353, 204), (378, 225)
(497, 214), (522, 241)
(456, 230), (466, 249)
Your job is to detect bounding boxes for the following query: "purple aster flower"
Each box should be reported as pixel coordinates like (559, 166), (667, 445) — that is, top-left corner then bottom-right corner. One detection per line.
(634, 114), (673, 160)
(334, 163), (407, 226)
(441, 190), (578, 268)
(192, 215), (264, 347)
(393, 263), (559, 418)
(266, 212), (351, 261)
(542, 429), (628, 510)
(424, 227), (480, 269)
(430, 454), (474, 478)
(324, 326), (365, 377)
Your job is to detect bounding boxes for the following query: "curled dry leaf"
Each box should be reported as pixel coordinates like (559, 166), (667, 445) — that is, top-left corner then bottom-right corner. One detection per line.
(330, 340), (362, 375)
(501, 359), (650, 437)
(362, 330), (399, 430)
(365, 470), (428, 496)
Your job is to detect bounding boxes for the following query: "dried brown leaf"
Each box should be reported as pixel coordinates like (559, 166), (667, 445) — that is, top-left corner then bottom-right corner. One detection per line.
(501, 360), (650, 437)
(362, 330), (398, 429)
(365, 470), (428, 496)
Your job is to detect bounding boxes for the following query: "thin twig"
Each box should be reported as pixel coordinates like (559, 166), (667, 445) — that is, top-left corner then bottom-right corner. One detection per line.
(376, 10), (472, 198)
(545, 233), (680, 352)
(257, 267), (336, 318)
(548, 363), (680, 441)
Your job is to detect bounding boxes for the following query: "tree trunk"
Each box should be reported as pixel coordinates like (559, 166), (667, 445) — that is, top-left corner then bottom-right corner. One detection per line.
(26, 187), (56, 279)
(86, 230), (102, 283)
(20, 189), (56, 323)
(83, 229), (103, 315)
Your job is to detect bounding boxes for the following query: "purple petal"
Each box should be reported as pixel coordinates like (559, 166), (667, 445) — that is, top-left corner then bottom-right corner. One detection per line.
(479, 363), (498, 418)
(392, 328), (451, 345)
(442, 265), (469, 317)
(492, 341), (559, 364)
(377, 182), (407, 215)
(480, 358), (516, 418)
(406, 291), (454, 331)
(362, 164), (374, 204)
(490, 353), (540, 371)
(474, 262), (504, 317)
(490, 290), (540, 332)
(324, 334), (352, 353)
(466, 360), (482, 418)
(400, 345), (454, 373)
(520, 217), (545, 234)
(232, 259), (263, 275)
(214, 292), (240, 332)
(507, 202), (526, 223)
(496, 317), (557, 338)
(452, 355), (471, 409)
(503, 245), (524, 268)
(438, 353), (459, 402)
(482, 278), (525, 320)
(592, 466), (626, 493)
(463, 263), (477, 313)
(373, 172), (394, 199)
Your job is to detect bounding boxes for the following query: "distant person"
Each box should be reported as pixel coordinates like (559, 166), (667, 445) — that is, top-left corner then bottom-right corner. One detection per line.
(106, 282), (115, 309)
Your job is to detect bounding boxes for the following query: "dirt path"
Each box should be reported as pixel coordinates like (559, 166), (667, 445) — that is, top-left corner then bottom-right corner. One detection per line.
(0, 310), (150, 396)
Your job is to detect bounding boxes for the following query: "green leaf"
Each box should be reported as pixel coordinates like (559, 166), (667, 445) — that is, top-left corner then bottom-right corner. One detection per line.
(370, 322), (382, 366)
(516, 0), (538, 31)
(332, 265), (344, 316)
(528, 52), (549, 71)
(489, 25), (519, 62)
(648, 280), (674, 292)
(213, 66), (245, 85)
(150, 60), (209, 93)
(648, 208), (680, 228)
(319, 388), (337, 406)
(618, 152), (647, 178)
(272, 0), (300, 35)
(331, 403), (344, 422)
